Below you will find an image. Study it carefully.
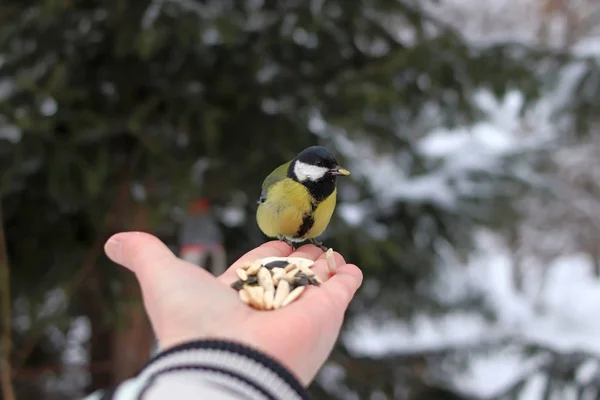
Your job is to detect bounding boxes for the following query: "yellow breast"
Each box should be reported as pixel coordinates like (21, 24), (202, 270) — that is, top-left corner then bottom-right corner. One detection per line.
(306, 190), (336, 238)
(256, 179), (337, 240)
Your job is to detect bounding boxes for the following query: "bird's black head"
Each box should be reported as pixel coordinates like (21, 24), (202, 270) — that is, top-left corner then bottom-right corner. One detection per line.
(287, 146), (350, 202)
(297, 146), (339, 170)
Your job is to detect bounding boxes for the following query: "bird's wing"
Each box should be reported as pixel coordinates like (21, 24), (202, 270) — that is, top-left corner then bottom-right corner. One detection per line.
(258, 161), (290, 203)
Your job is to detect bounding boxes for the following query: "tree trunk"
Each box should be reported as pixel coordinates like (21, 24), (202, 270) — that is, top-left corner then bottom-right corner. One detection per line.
(110, 203), (155, 383)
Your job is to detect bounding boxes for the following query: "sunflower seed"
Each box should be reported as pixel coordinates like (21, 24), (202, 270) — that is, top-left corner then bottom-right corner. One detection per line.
(295, 275), (309, 287)
(239, 261), (252, 270)
(278, 274), (297, 285)
(281, 286), (306, 307)
(233, 255), (325, 309)
(285, 267), (300, 280)
(271, 268), (285, 285)
(271, 267), (285, 275)
(273, 280), (290, 309)
(231, 280), (244, 290)
(260, 257), (314, 269)
(263, 289), (274, 310)
(239, 289), (250, 304)
(263, 260), (289, 270)
(297, 265), (315, 277)
(246, 260), (263, 275)
(284, 263), (297, 272)
(257, 267), (275, 292)
(308, 276), (320, 286)
(326, 248), (336, 274)
(236, 268), (248, 281)
(246, 286), (265, 309)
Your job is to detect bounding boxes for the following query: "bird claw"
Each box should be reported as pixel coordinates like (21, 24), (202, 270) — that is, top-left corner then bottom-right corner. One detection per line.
(308, 238), (328, 252)
(277, 236), (328, 252)
(278, 236), (296, 251)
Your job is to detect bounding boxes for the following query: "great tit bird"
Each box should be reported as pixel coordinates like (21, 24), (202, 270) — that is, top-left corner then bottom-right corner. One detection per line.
(256, 145), (350, 250)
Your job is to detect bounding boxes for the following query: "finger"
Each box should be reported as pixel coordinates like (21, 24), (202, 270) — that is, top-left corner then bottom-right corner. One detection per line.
(217, 240), (293, 284)
(105, 231), (177, 280)
(321, 263), (363, 308)
(316, 249), (346, 265)
(281, 263), (363, 325)
(289, 244), (325, 262)
(307, 251), (346, 283)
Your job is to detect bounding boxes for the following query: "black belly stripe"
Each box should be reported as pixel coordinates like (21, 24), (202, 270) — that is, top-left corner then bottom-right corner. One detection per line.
(294, 201), (318, 238)
(294, 214), (315, 238)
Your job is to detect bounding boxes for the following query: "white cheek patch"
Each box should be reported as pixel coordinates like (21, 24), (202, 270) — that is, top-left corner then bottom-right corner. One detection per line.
(294, 161), (328, 181)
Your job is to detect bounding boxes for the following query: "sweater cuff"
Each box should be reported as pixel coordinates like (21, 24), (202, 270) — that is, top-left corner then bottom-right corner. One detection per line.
(136, 339), (310, 400)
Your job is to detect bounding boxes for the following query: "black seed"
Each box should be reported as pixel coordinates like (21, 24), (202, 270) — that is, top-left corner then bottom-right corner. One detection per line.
(295, 276), (309, 286)
(308, 277), (320, 286)
(246, 275), (258, 284)
(231, 280), (244, 290)
(264, 260), (289, 270)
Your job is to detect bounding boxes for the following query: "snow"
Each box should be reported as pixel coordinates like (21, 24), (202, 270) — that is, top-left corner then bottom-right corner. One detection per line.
(572, 37), (600, 58)
(218, 205), (246, 227)
(343, 228), (600, 398)
(331, 13), (600, 391)
(337, 203), (367, 226)
(328, 4), (600, 396)
(332, 86), (553, 224)
(40, 96), (58, 116)
(0, 124), (22, 144)
(344, 311), (493, 357)
(423, 0), (541, 48)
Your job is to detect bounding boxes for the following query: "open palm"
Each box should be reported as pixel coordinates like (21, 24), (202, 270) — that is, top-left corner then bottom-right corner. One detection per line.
(104, 231), (363, 385)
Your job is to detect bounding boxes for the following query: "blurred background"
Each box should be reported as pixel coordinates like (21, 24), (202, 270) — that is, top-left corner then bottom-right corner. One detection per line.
(2, 0), (600, 399)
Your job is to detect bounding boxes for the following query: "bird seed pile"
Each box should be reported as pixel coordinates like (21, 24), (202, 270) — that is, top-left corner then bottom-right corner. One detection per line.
(230, 249), (336, 310)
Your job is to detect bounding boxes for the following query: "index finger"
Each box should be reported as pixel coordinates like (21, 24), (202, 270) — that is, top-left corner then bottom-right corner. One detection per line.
(217, 240), (293, 284)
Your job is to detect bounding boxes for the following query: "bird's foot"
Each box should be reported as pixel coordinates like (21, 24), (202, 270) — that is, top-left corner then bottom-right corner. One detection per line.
(308, 238), (328, 252)
(278, 236), (296, 251)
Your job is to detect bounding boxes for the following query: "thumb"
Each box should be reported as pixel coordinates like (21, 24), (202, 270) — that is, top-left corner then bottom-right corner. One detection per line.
(104, 231), (177, 280)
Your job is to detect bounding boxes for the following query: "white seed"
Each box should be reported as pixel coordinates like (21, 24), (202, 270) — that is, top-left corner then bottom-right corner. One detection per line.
(263, 290), (274, 310)
(281, 286), (306, 307)
(273, 280), (291, 309)
(257, 267), (275, 292)
(239, 261), (252, 270)
(285, 267), (300, 280)
(278, 275), (297, 285)
(297, 265), (315, 276)
(236, 268), (248, 281)
(239, 289), (250, 304)
(284, 263), (297, 272)
(246, 286), (265, 309)
(272, 269), (285, 285)
(284, 257), (315, 268)
(326, 248), (336, 274)
(246, 260), (263, 275)
(236, 256), (323, 309)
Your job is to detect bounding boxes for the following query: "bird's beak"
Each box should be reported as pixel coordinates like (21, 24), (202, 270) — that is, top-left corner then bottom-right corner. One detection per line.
(331, 167), (351, 176)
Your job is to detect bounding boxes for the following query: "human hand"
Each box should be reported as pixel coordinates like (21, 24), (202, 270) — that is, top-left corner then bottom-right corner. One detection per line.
(104, 231), (363, 385)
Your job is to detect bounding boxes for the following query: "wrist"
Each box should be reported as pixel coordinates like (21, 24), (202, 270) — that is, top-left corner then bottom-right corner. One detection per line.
(139, 339), (311, 400)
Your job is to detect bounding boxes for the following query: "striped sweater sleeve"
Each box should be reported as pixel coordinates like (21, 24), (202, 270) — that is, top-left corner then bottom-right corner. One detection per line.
(84, 340), (311, 400)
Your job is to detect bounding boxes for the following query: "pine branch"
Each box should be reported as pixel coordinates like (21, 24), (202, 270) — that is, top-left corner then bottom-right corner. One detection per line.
(12, 233), (107, 370)
(0, 199), (16, 400)
(12, 143), (143, 371)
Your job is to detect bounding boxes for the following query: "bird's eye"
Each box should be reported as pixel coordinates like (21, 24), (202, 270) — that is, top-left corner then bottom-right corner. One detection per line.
(316, 161), (324, 167)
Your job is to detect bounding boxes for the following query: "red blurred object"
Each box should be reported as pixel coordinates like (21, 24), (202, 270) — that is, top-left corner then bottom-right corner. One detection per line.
(178, 198), (226, 275)
(187, 198), (210, 213)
